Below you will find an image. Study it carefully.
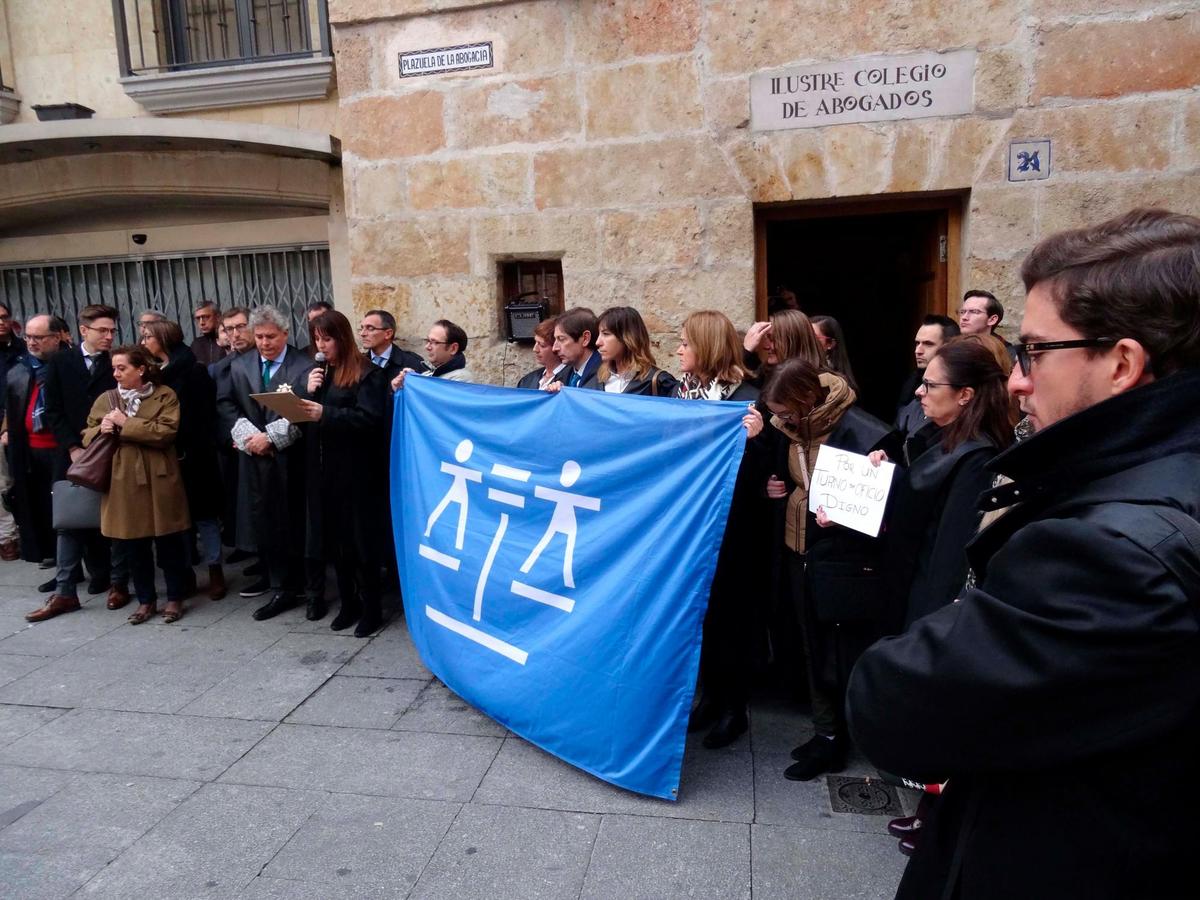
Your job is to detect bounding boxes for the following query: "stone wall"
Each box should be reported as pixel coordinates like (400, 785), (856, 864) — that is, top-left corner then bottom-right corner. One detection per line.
(332, 0), (1197, 383)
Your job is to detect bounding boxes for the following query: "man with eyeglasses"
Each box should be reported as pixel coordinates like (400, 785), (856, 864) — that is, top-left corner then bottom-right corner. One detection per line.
(3, 315), (63, 567)
(0, 303), (28, 560)
(26, 305), (119, 621)
(359, 309), (425, 382)
(389, 319), (474, 390)
(210, 307), (257, 572)
(848, 209), (1200, 900)
(191, 301), (227, 366)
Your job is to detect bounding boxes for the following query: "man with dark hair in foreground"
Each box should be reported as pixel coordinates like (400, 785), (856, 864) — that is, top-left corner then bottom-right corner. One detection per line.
(848, 209), (1200, 899)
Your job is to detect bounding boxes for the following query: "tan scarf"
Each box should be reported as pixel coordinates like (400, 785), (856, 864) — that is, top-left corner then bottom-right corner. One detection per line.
(770, 372), (855, 552)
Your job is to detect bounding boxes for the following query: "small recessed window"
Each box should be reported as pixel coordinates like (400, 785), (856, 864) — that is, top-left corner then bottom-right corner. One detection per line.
(498, 259), (564, 342)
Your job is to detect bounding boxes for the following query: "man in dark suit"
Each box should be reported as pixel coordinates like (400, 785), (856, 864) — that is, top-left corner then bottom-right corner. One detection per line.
(190, 301), (227, 366)
(217, 305), (313, 620)
(26, 304), (119, 622)
(359, 309), (425, 379)
(210, 307), (256, 576)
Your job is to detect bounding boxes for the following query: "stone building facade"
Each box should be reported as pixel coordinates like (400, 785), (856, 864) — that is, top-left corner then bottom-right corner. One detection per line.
(330, 0), (1200, 388)
(0, 0), (347, 341)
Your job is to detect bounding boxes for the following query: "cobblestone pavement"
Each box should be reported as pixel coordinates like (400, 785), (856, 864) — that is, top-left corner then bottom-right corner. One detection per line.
(0, 558), (909, 898)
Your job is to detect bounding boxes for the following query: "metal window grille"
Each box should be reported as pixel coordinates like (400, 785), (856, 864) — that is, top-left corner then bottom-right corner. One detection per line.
(113, 0), (331, 76)
(0, 246), (332, 347)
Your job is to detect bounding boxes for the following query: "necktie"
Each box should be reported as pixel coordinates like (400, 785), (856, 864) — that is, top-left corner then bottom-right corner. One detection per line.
(85, 353), (98, 373)
(261, 358), (272, 390)
(372, 355), (385, 368)
(568, 369), (580, 387)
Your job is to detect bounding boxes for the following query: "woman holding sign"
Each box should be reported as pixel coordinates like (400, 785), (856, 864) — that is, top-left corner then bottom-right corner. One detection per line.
(761, 357), (895, 782)
(676, 311), (765, 750)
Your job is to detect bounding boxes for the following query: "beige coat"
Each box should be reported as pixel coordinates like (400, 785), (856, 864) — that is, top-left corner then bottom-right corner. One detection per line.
(81, 386), (191, 540)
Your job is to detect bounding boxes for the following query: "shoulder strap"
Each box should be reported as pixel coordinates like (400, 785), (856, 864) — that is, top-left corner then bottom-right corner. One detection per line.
(649, 368), (659, 397)
(1151, 506), (1200, 592)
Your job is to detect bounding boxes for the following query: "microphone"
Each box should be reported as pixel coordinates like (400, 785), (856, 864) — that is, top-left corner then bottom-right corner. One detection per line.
(314, 351), (328, 396)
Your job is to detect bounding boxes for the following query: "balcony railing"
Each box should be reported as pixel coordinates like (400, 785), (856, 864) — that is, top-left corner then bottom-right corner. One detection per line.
(113, 0), (330, 77)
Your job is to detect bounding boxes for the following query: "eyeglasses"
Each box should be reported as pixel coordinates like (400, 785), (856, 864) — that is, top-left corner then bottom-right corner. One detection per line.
(919, 379), (962, 392)
(425, 338), (450, 346)
(957, 308), (988, 317)
(222, 322), (248, 332)
(1014, 338), (1117, 377)
(83, 325), (117, 335)
(0, 314), (11, 322)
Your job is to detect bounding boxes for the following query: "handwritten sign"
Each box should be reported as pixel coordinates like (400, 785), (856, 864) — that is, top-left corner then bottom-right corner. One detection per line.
(399, 41), (494, 78)
(750, 49), (975, 131)
(807, 444), (896, 538)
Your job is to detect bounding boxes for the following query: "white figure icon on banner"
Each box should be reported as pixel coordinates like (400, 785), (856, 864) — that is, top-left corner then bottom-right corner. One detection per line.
(513, 460), (601, 612)
(419, 439), (482, 571)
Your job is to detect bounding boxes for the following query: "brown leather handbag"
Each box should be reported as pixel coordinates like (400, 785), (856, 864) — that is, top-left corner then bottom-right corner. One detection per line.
(66, 390), (121, 493)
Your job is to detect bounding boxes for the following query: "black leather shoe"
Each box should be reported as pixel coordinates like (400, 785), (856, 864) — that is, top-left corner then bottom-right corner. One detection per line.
(898, 836), (918, 857)
(243, 561), (265, 578)
(702, 709), (748, 749)
(784, 735), (846, 781)
(687, 696), (719, 733)
(354, 608), (383, 638)
(305, 596), (327, 621)
(37, 576), (57, 593)
(330, 606), (359, 631)
(86, 576), (110, 595)
(252, 593), (296, 621)
(887, 815), (923, 838)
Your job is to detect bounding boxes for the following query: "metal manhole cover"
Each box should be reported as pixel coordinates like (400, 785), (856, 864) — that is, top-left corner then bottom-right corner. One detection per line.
(826, 776), (904, 815)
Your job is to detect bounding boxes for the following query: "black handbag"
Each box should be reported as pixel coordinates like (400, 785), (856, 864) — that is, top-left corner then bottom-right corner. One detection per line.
(65, 390), (120, 492)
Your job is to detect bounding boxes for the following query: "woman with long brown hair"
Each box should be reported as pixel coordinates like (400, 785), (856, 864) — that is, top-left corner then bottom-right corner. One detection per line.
(761, 356), (895, 781)
(742, 309), (826, 388)
(297, 310), (391, 636)
(586, 306), (677, 396)
(675, 311), (766, 749)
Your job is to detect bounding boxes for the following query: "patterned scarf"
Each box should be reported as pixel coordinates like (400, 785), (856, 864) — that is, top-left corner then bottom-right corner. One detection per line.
(27, 356), (48, 432)
(118, 384), (154, 416)
(675, 374), (740, 402)
(770, 372), (855, 552)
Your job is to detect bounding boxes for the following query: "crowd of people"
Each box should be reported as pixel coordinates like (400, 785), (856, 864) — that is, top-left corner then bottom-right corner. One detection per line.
(1, 208), (1196, 899)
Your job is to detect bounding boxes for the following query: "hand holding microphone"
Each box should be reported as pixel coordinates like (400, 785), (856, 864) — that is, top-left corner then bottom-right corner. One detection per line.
(307, 352), (327, 394)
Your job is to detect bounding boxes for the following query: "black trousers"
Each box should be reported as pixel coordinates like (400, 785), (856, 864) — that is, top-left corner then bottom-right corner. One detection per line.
(121, 533), (189, 604)
(24, 447), (57, 562)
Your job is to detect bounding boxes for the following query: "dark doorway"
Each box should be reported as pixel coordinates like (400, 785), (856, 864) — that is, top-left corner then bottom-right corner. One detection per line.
(756, 196), (962, 421)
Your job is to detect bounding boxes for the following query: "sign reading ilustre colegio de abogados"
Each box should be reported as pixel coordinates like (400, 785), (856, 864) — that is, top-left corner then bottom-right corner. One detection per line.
(750, 49), (976, 131)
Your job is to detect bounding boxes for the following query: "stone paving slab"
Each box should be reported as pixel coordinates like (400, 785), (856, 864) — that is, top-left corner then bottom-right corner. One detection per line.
(264, 793), (461, 894)
(74, 783), (324, 899)
(0, 702), (65, 746)
(337, 622), (431, 680)
(580, 814), (752, 900)
(0, 652), (50, 689)
(219, 723), (502, 801)
(285, 674), (427, 729)
(180, 631), (363, 721)
(411, 803), (599, 900)
(0, 602), (124, 658)
(0, 708), (274, 781)
(751, 824), (909, 900)
(474, 736), (755, 822)
(394, 678), (508, 738)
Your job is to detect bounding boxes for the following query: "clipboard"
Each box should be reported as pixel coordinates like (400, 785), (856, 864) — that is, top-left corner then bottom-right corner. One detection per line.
(250, 391), (309, 423)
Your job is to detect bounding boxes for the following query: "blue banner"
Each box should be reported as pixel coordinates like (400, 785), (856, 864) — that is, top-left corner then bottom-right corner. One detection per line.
(392, 376), (747, 800)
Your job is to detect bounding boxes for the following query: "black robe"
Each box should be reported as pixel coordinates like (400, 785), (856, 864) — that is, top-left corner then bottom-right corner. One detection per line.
(159, 345), (223, 522)
(216, 346), (313, 585)
(4, 361), (54, 561)
(300, 365), (390, 562)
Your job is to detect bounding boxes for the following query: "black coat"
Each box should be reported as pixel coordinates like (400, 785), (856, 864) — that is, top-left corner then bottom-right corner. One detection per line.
(885, 424), (997, 628)
(0, 335), (27, 424)
(847, 369), (1200, 900)
(300, 364), (389, 561)
(516, 365), (568, 390)
(160, 345), (223, 521)
(4, 360), (51, 561)
(216, 346), (313, 563)
(581, 366), (679, 397)
(43, 344), (116, 479)
(369, 344), (426, 385)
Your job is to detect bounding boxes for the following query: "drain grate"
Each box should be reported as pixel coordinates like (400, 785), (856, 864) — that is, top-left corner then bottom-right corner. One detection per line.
(826, 776), (904, 815)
